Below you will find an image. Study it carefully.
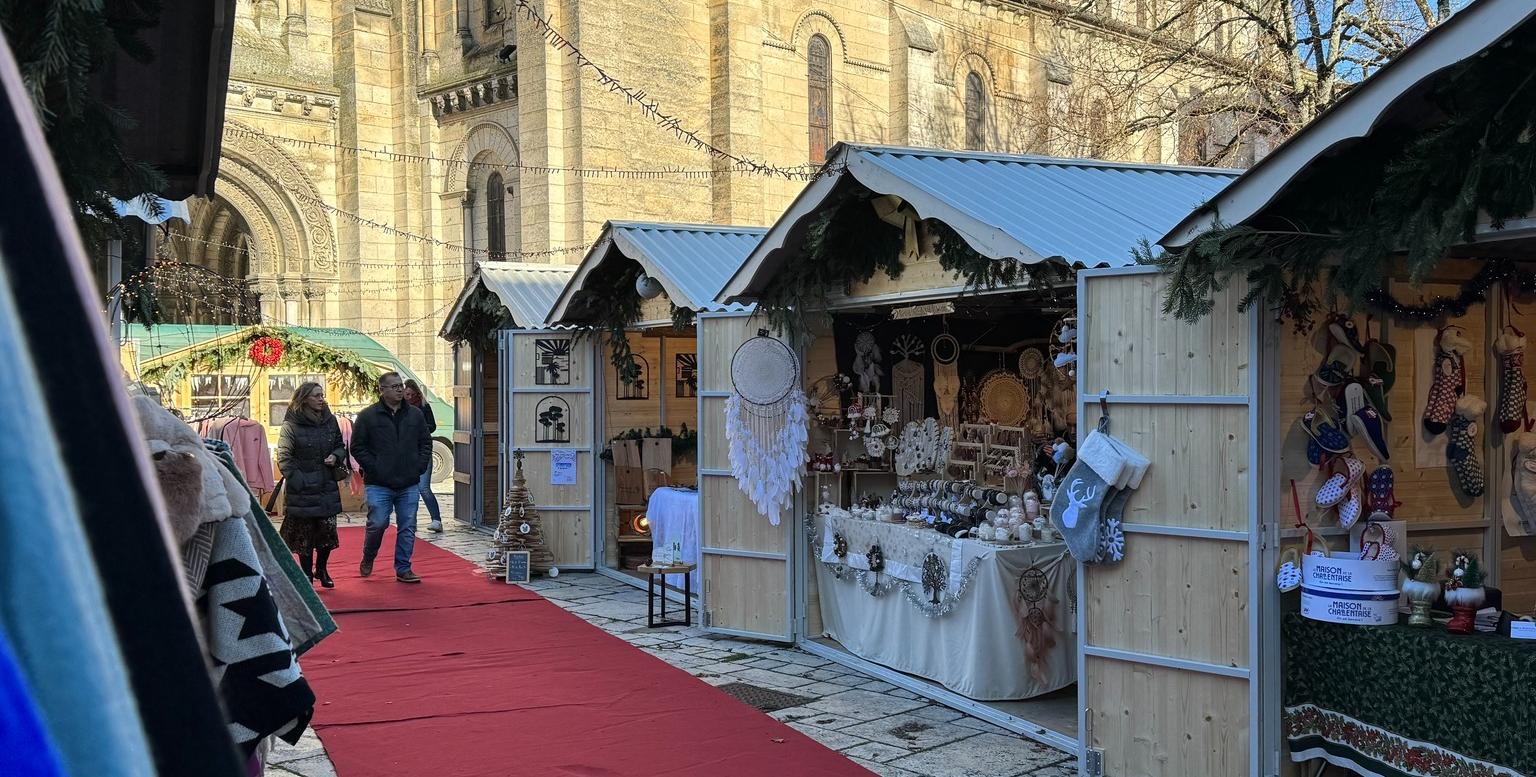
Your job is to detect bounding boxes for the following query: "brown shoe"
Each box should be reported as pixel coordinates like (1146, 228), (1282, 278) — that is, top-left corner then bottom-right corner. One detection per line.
(396, 571), (422, 584)
(359, 558), (373, 577)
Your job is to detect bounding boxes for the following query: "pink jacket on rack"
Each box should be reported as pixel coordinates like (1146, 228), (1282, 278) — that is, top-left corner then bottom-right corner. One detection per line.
(336, 416), (363, 497)
(225, 418), (276, 492)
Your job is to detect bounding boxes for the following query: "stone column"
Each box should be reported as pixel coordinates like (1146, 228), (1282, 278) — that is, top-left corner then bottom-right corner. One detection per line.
(707, 0), (766, 225)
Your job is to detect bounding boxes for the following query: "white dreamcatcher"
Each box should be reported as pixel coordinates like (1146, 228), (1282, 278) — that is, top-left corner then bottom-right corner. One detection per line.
(894, 418), (955, 476)
(725, 329), (809, 524)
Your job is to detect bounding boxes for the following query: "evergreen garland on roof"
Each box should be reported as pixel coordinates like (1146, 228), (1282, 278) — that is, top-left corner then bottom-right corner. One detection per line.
(142, 326), (382, 400)
(1149, 26), (1536, 328)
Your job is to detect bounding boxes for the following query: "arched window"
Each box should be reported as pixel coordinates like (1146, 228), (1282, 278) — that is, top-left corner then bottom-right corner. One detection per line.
(484, 0), (501, 27)
(964, 71), (987, 150)
(486, 171), (506, 260)
(807, 34), (832, 163)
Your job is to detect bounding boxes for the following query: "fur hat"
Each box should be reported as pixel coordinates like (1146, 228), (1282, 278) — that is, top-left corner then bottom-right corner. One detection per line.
(132, 395), (241, 544)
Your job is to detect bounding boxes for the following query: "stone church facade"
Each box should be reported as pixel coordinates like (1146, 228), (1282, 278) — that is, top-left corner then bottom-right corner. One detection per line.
(177, 0), (1260, 392)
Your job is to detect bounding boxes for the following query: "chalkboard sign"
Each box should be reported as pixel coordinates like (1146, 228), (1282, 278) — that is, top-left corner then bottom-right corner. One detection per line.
(504, 551), (531, 584)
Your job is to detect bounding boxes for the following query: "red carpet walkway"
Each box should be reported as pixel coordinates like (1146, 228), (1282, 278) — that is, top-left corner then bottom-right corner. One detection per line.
(302, 527), (873, 777)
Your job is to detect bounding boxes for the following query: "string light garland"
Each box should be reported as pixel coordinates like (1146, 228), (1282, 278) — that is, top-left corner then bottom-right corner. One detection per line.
(228, 126), (796, 180)
(164, 231), (581, 270)
(1363, 260), (1536, 322)
(515, 0), (819, 180)
(290, 189), (588, 259)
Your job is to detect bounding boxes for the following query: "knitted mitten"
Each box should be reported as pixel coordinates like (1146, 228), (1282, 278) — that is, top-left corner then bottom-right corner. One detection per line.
(1446, 395), (1487, 497)
(1496, 328), (1527, 433)
(1423, 327), (1470, 436)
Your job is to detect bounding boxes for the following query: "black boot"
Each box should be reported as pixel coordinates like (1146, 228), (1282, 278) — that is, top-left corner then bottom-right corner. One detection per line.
(299, 551), (314, 581)
(316, 549), (334, 588)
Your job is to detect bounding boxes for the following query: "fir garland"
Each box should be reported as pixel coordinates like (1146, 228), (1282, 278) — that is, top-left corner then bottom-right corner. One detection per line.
(141, 326), (383, 399)
(598, 425), (698, 461)
(1150, 26), (1536, 327)
(442, 284), (511, 353)
(670, 303), (696, 331)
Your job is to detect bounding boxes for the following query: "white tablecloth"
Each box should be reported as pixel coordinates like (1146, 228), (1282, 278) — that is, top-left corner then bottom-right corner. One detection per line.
(647, 487), (699, 590)
(815, 514), (1076, 701)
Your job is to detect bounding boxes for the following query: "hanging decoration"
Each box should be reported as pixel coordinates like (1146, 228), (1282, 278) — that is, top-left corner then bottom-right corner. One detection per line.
(1013, 565), (1060, 687)
(932, 332), (961, 428)
(890, 334), (926, 425)
(724, 330), (809, 524)
(535, 338), (574, 385)
(803, 520), (982, 615)
(978, 370), (1029, 426)
(533, 396), (572, 444)
(894, 418), (953, 476)
(852, 331), (884, 394)
(141, 326), (382, 400)
(248, 336), (284, 368)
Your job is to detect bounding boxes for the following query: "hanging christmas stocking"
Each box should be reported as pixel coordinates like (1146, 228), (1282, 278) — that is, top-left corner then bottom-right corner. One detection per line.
(1512, 433), (1536, 531)
(1496, 327), (1527, 433)
(1422, 326), (1470, 436)
(1446, 395), (1487, 497)
(1050, 430), (1122, 563)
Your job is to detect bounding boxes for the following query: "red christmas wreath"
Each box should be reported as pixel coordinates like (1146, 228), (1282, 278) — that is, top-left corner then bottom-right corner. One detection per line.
(249, 336), (285, 368)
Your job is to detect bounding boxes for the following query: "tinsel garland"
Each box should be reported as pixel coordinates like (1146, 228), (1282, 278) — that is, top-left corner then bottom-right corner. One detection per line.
(1362, 260), (1536, 322)
(1151, 25), (1536, 327)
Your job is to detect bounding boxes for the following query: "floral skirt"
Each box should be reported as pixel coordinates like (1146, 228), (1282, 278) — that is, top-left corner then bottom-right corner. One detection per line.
(279, 515), (339, 556)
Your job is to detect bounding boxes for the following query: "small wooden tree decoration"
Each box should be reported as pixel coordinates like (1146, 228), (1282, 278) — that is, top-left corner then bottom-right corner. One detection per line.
(485, 450), (556, 579)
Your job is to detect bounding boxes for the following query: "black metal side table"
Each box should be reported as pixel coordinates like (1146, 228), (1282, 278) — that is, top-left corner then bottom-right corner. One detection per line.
(638, 563), (696, 628)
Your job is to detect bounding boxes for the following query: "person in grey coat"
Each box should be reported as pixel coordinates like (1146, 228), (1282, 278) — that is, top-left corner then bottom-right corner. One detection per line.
(276, 382), (346, 588)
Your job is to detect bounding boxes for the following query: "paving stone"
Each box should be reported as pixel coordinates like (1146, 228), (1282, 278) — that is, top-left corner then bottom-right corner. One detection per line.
(567, 600), (648, 620)
(729, 667), (817, 689)
(849, 757), (922, 777)
(888, 689), (921, 700)
(268, 745), (327, 764)
(768, 706), (862, 730)
(786, 722), (870, 752)
(1023, 762), (1078, 777)
(278, 755), (338, 777)
(840, 713), (977, 751)
(842, 741), (914, 763)
(745, 658), (787, 670)
(888, 732), (1064, 776)
(807, 667), (850, 682)
(771, 661), (818, 676)
(765, 648), (831, 667)
(951, 715), (1011, 735)
(793, 680), (856, 698)
(859, 680), (899, 694)
(909, 704), (966, 723)
(806, 689), (928, 721)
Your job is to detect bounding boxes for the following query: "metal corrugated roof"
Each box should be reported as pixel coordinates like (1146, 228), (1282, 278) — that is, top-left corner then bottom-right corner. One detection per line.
(547, 221), (762, 324)
(440, 262), (576, 335)
(721, 144), (1240, 301)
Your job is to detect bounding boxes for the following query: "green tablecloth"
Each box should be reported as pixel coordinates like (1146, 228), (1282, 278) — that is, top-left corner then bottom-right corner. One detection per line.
(1284, 613), (1536, 777)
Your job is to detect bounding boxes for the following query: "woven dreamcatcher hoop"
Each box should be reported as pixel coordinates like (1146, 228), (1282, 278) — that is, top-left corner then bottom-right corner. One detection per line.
(726, 329), (809, 524)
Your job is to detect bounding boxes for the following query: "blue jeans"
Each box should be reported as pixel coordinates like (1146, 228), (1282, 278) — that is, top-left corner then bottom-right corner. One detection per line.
(417, 467), (441, 524)
(363, 484), (420, 575)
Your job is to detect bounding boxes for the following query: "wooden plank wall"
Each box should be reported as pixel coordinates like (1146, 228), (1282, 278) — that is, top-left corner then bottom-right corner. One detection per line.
(1080, 270), (1254, 777)
(506, 332), (594, 569)
(481, 349), (499, 529)
(1274, 259), (1535, 613)
(698, 315), (792, 638)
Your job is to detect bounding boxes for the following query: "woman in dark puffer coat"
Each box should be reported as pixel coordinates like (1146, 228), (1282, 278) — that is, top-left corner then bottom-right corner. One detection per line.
(277, 382), (346, 588)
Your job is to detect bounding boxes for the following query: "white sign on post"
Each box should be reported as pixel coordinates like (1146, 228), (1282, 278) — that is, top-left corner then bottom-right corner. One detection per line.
(550, 449), (577, 485)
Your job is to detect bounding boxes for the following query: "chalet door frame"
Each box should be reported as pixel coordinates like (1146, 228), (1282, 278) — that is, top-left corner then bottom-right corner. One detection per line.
(697, 311), (796, 642)
(499, 327), (597, 570)
(1074, 265), (1277, 777)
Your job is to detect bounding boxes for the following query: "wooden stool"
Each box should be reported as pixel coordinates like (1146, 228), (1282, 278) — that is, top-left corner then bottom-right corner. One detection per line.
(637, 563), (696, 628)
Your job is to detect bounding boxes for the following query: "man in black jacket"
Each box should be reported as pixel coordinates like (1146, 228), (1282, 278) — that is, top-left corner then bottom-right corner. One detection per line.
(350, 372), (432, 583)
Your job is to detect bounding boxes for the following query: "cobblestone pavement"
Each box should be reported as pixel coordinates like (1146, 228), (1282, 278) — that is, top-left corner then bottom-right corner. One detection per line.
(265, 508), (1077, 777)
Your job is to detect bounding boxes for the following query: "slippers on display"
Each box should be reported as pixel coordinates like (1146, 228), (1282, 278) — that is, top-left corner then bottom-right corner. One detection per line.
(1338, 485), (1364, 529)
(1302, 409), (1351, 454)
(1366, 466), (1398, 520)
(1276, 547), (1302, 592)
(1327, 315), (1365, 356)
(1359, 522), (1399, 561)
(1362, 375), (1393, 421)
(1366, 339), (1397, 394)
(1345, 383), (1391, 462)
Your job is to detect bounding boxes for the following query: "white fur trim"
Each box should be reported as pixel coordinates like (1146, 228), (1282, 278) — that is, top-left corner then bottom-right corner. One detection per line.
(1455, 394), (1488, 418)
(1496, 330), (1527, 354)
(1076, 430), (1126, 486)
(1445, 586), (1486, 607)
(1441, 328), (1473, 355)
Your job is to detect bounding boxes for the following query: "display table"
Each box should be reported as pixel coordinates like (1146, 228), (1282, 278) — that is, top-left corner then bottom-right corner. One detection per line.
(1283, 614), (1536, 777)
(646, 487), (699, 590)
(813, 513), (1076, 700)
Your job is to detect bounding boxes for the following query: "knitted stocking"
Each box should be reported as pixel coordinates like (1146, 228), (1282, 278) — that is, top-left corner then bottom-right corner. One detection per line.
(1496, 328), (1527, 433)
(1513, 434), (1536, 531)
(1446, 395), (1487, 497)
(1423, 328), (1470, 436)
